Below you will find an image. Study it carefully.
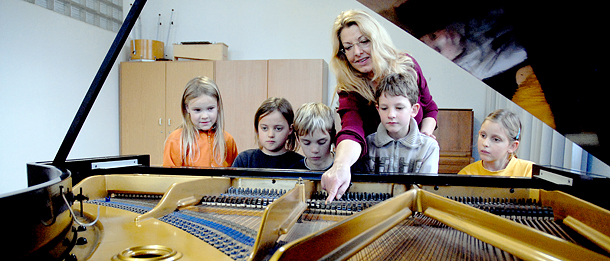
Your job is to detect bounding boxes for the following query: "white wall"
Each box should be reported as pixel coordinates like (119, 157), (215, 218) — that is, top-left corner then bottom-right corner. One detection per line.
(1, 0), (122, 194)
(127, 0), (486, 112)
(1, 0), (607, 195)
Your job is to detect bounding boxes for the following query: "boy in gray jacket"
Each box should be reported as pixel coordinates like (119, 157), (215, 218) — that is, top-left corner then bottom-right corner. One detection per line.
(365, 73), (440, 173)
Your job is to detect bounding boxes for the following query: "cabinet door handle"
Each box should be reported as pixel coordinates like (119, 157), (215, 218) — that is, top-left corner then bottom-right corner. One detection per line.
(159, 118), (163, 125)
(168, 119), (171, 126)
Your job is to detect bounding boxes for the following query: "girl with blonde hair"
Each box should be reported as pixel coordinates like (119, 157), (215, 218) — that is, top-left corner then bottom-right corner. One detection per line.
(322, 10), (439, 202)
(459, 109), (534, 177)
(163, 76), (238, 167)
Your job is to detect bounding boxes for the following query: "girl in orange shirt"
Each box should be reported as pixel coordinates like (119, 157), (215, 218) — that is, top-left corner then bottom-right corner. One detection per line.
(163, 76), (238, 167)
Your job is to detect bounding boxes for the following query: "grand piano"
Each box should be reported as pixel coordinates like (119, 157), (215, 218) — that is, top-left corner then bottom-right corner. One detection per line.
(3, 0), (610, 260)
(10, 155), (610, 260)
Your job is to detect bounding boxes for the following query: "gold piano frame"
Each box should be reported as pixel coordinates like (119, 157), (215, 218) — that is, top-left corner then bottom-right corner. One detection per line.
(271, 186), (610, 261)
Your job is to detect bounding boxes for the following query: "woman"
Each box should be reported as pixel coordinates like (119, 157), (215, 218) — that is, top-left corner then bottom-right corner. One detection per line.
(321, 10), (438, 202)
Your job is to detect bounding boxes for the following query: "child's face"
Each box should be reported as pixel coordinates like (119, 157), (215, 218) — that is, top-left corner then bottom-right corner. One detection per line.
(258, 110), (292, 155)
(187, 94), (218, 131)
(299, 129), (332, 167)
(376, 93), (420, 140)
(477, 120), (519, 167)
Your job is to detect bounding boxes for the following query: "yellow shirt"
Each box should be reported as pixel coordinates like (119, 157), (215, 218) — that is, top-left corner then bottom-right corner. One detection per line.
(458, 158), (534, 177)
(163, 128), (238, 167)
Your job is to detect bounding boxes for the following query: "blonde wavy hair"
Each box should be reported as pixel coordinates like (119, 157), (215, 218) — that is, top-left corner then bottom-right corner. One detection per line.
(180, 76), (228, 166)
(331, 10), (417, 104)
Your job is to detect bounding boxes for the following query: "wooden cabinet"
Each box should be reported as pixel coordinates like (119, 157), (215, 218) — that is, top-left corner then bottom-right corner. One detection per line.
(267, 59), (328, 110)
(432, 109), (475, 173)
(120, 59), (328, 165)
(215, 60), (268, 153)
(216, 59), (328, 152)
(120, 61), (215, 165)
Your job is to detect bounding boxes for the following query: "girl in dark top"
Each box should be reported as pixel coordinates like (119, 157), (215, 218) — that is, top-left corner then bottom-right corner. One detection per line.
(232, 97), (303, 168)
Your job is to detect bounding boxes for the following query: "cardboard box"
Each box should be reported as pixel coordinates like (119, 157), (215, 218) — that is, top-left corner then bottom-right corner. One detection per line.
(173, 42), (228, 60)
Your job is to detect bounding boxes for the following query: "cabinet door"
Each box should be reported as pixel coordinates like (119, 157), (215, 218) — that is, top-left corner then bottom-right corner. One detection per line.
(433, 109), (473, 157)
(433, 109), (474, 173)
(215, 60), (268, 152)
(267, 59), (328, 109)
(120, 62), (166, 165)
(165, 61), (215, 137)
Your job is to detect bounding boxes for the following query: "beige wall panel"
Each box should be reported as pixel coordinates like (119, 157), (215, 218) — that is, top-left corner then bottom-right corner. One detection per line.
(267, 59), (328, 110)
(433, 109), (474, 173)
(120, 62), (166, 165)
(215, 60), (268, 153)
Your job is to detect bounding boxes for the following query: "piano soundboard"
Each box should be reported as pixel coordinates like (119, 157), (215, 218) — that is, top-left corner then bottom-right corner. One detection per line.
(57, 164), (610, 261)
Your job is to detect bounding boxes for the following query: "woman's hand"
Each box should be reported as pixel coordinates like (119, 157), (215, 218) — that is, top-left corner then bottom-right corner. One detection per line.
(420, 117), (437, 139)
(321, 140), (361, 203)
(321, 162), (352, 203)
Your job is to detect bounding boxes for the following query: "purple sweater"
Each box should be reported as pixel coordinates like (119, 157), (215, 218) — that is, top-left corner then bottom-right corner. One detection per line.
(336, 54), (438, 158)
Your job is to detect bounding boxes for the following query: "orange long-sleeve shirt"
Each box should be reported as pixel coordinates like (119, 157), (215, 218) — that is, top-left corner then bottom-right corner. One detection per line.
(163, 128), (238, 167)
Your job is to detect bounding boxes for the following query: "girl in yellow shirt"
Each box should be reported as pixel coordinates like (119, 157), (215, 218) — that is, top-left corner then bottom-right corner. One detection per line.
(459, 109), (533, 177)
